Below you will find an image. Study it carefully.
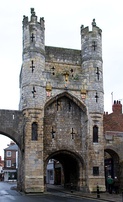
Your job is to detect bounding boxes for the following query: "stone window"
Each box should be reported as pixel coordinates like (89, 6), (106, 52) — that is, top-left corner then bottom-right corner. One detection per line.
(32, 122), (38, 140)
(93, 166), (99, 176)
(93, 125), (98, 143)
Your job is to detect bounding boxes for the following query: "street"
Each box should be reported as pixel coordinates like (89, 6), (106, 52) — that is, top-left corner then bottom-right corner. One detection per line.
(0, 182), (103, 202)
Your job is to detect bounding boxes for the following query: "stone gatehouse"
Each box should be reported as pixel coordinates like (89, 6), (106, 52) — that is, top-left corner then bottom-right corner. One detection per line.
(0, 8), (122, 193)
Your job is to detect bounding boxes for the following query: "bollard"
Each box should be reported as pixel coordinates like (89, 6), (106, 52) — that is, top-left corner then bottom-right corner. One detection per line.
(97, 184), (100, 198)
(71, 183), (73, 193)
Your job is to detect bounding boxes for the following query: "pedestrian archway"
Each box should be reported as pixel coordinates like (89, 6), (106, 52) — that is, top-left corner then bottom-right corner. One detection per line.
(104, 149), (120, 190)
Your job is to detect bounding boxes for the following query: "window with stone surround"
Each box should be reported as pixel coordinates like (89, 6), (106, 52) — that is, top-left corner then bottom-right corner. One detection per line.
(93, 166), (99, 176)
(93, 125), (98, 143)
(6, 151), (11, 157)
(32, 122), (38, 140)
(6, 160), (11, 167)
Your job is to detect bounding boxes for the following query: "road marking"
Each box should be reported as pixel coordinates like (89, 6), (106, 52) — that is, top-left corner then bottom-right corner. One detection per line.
(6, 195), (15, 200)
(0, 190), (15, 200)
(0, 190), (8, 195)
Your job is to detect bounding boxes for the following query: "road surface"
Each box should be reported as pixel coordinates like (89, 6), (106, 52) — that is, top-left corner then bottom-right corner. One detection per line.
(0, 182), (102, 202)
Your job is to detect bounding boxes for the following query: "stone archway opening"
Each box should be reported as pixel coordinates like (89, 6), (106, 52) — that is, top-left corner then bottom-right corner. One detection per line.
(45, 150), (84, 191)
(0, 133), (20, 183)
(44, 92), (87, 192)
(0, 135), (12, 158)
(104, 149), (120, 190)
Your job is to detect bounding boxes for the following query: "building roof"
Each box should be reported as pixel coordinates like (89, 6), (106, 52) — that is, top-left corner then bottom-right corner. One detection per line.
(104, 100), (123, 133)
(4, 144), (18, 151)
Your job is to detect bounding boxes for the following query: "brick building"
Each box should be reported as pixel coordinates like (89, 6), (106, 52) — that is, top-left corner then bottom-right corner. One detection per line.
(3, 142), (18, 181)
(104, 100), (123, 132)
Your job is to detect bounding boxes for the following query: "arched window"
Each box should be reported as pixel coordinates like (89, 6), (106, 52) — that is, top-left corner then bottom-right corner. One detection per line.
(32, 122), (38, 140)
(93, 125), (98, 143)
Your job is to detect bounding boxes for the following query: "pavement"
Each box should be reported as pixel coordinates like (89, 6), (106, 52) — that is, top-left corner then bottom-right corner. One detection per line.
(71, 191), (122, 202)
(47, 184), (123, 202)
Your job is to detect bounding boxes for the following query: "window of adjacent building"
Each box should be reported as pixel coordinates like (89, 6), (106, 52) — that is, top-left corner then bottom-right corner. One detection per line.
(6, 160), (11, 167)
(93, 166), (99, 176)
(93, 125), (98, 143)
(32, 122), (38, 140)
(50, 170), (53, 180)
(6, 151), (11, 157)
(49, 159), (53, 163)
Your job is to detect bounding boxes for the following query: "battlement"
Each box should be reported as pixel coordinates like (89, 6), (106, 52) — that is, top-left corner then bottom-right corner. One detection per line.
(81, 19), (102, 37)
(23, 8), (45, 28)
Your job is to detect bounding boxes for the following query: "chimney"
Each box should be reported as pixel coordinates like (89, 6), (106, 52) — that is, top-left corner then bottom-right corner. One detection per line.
(9, 141), (15, 146)
(112, 100), (122, 113)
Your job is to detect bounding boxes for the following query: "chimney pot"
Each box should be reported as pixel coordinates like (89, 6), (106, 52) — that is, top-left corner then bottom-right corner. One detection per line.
(112, 100), (122, 113)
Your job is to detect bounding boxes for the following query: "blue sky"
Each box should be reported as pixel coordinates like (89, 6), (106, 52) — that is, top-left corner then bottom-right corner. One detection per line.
(0, 0), (123, 158)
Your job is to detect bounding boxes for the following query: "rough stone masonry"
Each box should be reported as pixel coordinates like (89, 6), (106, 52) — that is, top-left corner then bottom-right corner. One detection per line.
(0, 8), (108, 193)
(18, 8), (105, 192)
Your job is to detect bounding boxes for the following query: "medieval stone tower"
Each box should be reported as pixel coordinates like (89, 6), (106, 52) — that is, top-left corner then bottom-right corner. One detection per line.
(19, 8), (105, 192)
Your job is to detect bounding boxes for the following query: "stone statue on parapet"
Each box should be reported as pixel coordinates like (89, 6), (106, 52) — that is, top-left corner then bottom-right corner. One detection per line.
(92, 19), (96, 26)
(31, 8), (35, 16)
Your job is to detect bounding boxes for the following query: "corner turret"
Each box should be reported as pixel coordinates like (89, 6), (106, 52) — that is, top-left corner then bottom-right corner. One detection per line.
(22, 8), (45, 56)
(80, 19), (103, 114)
(81, 19), (102, 62)
(19, 8), (46, 110)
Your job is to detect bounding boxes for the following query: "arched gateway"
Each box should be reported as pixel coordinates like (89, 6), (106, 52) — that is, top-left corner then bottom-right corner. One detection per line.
(45, 150), (85, 190)
(0, 9), (107, 193)
(44, 92), (86, 190)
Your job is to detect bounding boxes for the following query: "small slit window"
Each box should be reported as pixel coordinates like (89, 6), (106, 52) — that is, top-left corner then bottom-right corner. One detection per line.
(32, 122), (38, 140)
(93, 125), (98, 143)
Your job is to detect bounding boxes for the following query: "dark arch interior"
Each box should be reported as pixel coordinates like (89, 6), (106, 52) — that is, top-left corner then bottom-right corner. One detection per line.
(104, 149), (120, 190)
(104, 149), (119, 175)
(46, 151), (80, 190)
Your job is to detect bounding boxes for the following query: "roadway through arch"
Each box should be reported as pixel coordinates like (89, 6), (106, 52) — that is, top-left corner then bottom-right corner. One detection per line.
(45, 150), (85, 191)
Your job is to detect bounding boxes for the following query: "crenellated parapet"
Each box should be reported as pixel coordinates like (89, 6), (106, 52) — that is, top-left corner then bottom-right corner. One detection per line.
(81, 19), (102, 37)
(81, 19), (102, 62)
(23, 8), (45, 28)
(22, 8), (45, 58)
